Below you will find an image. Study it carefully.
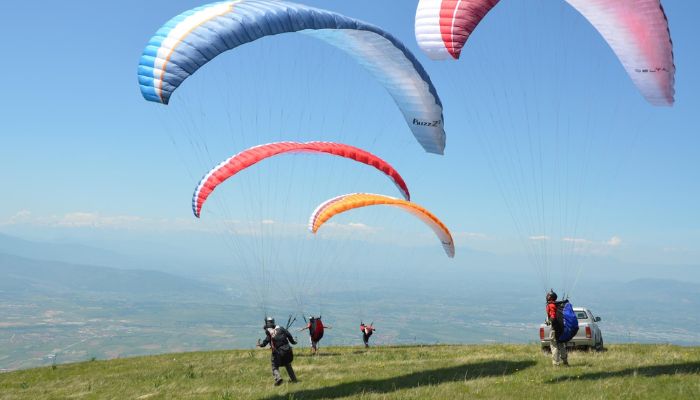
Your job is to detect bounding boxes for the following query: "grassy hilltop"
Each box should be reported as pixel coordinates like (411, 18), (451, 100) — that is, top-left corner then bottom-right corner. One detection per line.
(1, 344), (699, 399)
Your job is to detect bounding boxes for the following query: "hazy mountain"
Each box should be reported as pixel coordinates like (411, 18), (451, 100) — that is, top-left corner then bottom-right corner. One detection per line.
(0, 253), (225, 302)
(0, 233), (141, 271)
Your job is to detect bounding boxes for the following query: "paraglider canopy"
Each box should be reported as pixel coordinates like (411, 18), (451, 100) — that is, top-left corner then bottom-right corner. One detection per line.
(139, 0), (447, 153)
(309, 193), (455, 258)
(415, 0), (675, 105)
(192, 141), (411, 218)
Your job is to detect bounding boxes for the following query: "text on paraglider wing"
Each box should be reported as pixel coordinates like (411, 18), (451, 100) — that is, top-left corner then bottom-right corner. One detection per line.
(412, 118), (441, 127)
(634, 67), (671, 73)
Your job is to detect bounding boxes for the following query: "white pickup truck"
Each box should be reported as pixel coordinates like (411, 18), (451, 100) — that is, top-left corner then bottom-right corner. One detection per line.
(539, 306), (603, 351)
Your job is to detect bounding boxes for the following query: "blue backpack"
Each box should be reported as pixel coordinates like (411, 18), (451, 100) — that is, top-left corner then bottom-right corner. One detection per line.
(557, 301), (579, 342)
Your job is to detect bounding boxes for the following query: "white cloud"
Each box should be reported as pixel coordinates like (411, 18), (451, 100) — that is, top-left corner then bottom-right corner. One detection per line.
(54, 212), (144, 228)
(1, 210), (401, 249)
(347, 222), (372, 230)
(1, 210), (33, 226)
(557, 235), (623, 255)
(1, 210), (203, 232)
(453, 231), (488, 243)
(607, 236), (622, 247)
(13, 210), (31, 219)
(529, 235), (550, 241)
(561, 237), (592, 245)
(319, 221), (380, 236)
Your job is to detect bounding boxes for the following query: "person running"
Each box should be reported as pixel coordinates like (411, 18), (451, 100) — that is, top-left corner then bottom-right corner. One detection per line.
(298, 316), (331, 355)
(360, 322), (376, 348)
(258, 317), (298, 385)
(546, 290), (569, 366)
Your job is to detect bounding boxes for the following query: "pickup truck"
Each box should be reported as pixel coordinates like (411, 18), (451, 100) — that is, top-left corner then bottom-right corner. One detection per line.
(540, 307), (603, 351)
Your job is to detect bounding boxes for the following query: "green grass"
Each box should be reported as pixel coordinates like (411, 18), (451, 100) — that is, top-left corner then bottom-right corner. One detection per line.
(1, 344), (699, 399)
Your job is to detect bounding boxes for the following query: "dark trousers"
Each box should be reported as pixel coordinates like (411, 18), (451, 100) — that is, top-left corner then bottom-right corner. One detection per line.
(272, 363), (296, 382)
(271, 351), (296, 382)
(362, 332), (372, 347)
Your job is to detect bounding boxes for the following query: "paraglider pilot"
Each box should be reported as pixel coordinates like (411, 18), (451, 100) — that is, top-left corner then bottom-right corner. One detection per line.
(258, 317), (298, 385)
(546, 290), (568, 366)
(298, 316), (331, 355)
(360, 322), (376, 348)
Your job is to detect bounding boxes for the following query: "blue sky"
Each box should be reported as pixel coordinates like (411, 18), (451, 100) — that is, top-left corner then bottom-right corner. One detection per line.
(0, 0), (698, 284)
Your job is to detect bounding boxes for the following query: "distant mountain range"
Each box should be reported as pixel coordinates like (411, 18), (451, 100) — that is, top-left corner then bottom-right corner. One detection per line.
(0, 252), (222, 302)
(0, 233), (141, 271)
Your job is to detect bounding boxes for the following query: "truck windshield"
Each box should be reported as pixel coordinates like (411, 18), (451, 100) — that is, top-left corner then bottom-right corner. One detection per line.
(575, 311), (588, 320)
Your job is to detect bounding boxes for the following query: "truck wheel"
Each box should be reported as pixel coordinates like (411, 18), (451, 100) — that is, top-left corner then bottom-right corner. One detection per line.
(595, 336), (604, 352)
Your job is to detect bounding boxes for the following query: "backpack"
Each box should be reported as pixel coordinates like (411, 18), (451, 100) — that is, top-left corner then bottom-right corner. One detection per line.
(310, 319), (324, 341)
(556, 301), (579, 342)
(267, 327), (293, 364)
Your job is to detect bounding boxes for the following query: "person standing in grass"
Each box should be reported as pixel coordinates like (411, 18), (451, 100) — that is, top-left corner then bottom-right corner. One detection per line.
(258, 317), (298, 385)
(298, 316), (331, 355)
(360, 322), (376, 348)
(546, 290), (569, 366)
